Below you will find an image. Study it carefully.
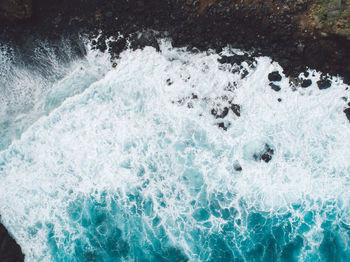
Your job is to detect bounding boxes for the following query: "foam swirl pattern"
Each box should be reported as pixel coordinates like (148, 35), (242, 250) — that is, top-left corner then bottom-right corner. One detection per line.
(0, 40), (350, 261)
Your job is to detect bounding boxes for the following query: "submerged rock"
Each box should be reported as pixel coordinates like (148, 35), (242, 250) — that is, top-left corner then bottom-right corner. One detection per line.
(268, 71), (282, 82)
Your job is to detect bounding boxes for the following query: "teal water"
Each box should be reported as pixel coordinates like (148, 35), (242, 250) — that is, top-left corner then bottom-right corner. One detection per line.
(0, 40), (350, 261)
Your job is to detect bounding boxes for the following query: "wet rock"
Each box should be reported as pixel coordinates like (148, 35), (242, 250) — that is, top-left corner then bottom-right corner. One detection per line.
(261, 151), (273, 163)
(241, 68), (249, 79)
(0, 223), (24, 261)
(233, 162), (242, 172)
(317, 79), (332, 90)
(230, 103), (241, 117)
(218, 54), (255, 67)
(269, 83), (281, 92)
(344, 108), (350, 122)
(166, 78), (173, 86)
(95, 36), (107, 53)
(268, 71), (282, 82)
(129, 32), (160, 51)
(253, 144), (274, 163)
(211, 107), (229, 119)
(108, 38), (127, 56)
(301, 79), (312, 88)
(217, 122), (228, 131)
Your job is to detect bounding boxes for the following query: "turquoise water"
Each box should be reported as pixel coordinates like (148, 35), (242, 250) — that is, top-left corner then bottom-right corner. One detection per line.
(0, 40), (350, 261)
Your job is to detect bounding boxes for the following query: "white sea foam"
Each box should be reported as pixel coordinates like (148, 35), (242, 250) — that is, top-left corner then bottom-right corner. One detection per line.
(0, 39), (349, 261)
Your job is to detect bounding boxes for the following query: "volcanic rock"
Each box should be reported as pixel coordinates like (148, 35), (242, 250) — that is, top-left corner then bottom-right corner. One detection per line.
(344, 108), (350, 122)
(270, 83), (281, 92)
(268, 71), (282, 82)
(0, 223), (24, 261)
(317, 79), (332, 90)
(301, 79), (312, 88)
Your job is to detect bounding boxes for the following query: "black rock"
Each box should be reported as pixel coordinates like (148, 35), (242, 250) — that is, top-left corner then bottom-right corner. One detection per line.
(261, 152), (273, 163)
(234, 163), (242, 172)
(301, 79), (312, 88)
(0, 223), (24, 262)
(166, 78), (173, 86)
(344, 108), (350, 122)
(129, 32), (160, 52)
(278, 98), (282, 102)
(230, 104), (241, 117)
(253, 144), (274, 163)
(241, 69), (249, 79)
(211, 107), (229, 119)
(218, 54), (255, 67)
(108, 38), (127, 55)
(268, 71), (282, 82)
(317, 79), (332, 90)
(269, 83), (281, 91)
(1, 0), (350, 88)
(217, 122), (228, 131)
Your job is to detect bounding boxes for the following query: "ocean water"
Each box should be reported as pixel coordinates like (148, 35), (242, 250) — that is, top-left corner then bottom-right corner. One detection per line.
(0, 38), (350, 261)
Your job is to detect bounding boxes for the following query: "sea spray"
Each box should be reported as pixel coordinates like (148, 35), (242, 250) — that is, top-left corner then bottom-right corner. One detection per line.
(0, 40), (111, 151)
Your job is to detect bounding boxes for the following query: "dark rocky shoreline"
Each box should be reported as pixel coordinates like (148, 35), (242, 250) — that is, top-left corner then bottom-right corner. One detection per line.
(1, 0), (350, 260)
(1, 0), (350, 83)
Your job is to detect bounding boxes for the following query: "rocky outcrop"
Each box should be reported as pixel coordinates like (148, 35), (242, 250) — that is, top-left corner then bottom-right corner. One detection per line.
(0, 223), (24, 261)
(0, 0), (32, 20)
(0, 0), (349, 85)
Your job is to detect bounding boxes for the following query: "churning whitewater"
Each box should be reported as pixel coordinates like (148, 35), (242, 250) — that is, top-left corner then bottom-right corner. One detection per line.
(0, 39), (350, 261)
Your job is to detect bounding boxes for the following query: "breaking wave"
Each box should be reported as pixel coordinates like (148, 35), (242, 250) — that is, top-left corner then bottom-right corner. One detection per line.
(0, 38), (350, 261)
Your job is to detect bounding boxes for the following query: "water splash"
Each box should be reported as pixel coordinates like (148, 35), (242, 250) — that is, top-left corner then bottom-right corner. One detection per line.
(0, 39), (349, 261)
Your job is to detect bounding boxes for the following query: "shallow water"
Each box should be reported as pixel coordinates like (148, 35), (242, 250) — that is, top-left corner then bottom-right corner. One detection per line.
(0, 39), (349, 261)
